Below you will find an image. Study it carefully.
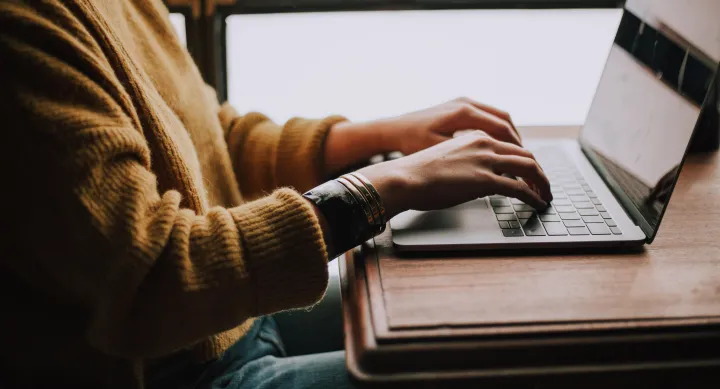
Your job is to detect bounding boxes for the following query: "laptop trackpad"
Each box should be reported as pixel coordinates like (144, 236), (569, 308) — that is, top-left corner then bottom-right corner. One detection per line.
(390, 199), (501, 246)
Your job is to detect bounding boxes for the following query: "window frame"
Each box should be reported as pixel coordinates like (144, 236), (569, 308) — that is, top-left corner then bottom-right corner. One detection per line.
(165, 1), (202, 63)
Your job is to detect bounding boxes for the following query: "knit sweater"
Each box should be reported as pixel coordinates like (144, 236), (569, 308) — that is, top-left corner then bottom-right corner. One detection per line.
(0, 0), (346, 387)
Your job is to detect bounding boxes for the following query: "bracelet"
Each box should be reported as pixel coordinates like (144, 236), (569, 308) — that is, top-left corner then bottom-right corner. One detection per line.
(302, 174), (387, 256)
(302, 180), (377, 257)
(349, 172), (387, 232)
(336, 176), (376, 227)
(339, 174), (381, 225)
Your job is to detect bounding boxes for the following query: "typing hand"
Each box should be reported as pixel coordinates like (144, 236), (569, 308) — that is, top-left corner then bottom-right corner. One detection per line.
(373, 97), (522, 156)
(358, 131), (552, 220)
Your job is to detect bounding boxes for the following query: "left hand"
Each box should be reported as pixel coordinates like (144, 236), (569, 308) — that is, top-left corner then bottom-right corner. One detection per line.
(375, 97), (522, 155)
(324, 97), (522, 176)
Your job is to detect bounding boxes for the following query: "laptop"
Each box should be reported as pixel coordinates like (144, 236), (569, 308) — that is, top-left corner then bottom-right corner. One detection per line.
(390, 1), (720, 252)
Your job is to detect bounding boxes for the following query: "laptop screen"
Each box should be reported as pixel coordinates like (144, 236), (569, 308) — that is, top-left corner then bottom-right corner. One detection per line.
(578, 0), (719, 242)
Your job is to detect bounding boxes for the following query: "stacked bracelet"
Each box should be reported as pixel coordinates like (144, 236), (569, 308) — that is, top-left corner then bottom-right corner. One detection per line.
(302, 172), (386, 257)
(340, 173), (387, 234)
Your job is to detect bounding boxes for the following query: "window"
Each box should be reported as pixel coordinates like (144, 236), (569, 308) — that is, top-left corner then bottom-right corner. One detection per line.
(165, 0), (201, 69)
(176, 0), (625, 125)
(169, 13), (187, 46)
(222, 0), (622, 13)
(220, 2), (622, 125)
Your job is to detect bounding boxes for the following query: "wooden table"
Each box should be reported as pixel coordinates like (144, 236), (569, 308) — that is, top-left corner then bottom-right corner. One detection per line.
(340, 126), (720, 388)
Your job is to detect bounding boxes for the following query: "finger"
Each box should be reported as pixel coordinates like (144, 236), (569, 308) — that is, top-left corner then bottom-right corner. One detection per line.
(462, 106), (523, 147)
(485, 137), (537, 161)
(492, 155), (553, 202)
(491, 174), (548, 210)
(455, 97), (521, 140)
(453, 129), (477, 138)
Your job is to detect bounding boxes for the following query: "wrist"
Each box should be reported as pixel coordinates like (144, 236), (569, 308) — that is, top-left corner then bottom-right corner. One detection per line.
(324, 120), (395, 176)
(357, 161), (408, 220)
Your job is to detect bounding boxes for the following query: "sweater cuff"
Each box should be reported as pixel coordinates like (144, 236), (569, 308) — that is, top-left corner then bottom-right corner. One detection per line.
(230, 188), (329, 315)
(276, 115), (348, 193)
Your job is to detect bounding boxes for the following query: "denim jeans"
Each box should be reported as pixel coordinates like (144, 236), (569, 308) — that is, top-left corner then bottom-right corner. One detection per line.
(148, 260), (357, 389)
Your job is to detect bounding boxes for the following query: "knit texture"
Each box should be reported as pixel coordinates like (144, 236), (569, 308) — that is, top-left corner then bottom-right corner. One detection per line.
(0, 0), (345, 387)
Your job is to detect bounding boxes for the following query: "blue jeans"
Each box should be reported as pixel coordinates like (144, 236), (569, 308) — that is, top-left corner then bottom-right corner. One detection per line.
(148, 260), (357, 389)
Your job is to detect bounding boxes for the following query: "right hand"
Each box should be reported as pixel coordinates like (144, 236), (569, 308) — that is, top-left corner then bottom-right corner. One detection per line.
(358, 130), (553, 219)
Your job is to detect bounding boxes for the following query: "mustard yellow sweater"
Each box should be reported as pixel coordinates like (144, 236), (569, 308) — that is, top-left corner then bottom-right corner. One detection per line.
(0, 0), (345, 387)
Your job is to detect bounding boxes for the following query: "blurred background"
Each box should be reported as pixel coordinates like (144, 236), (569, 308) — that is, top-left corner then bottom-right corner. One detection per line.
(165, 0), (625, 127)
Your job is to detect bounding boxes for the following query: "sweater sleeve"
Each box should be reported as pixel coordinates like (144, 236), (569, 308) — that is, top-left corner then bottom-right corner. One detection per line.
(0, 3), (329, 358)
(218, 101), (347, 199)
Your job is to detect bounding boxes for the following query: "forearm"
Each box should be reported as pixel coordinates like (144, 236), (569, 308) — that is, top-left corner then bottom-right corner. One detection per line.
(76, 162), (330, 358)
(323, 120), (394, 177)
(220, 103), (348, 196)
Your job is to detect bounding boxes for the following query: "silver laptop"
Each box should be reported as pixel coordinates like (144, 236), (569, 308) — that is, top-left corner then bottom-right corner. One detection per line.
(391, 1), (719, 252)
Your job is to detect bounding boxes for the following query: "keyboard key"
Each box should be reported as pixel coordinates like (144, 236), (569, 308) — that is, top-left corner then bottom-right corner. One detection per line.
(516, 211), (534, 219)
(502, 229), (524, 237)
(591, 198), (603, 205)
(582, 185), (592, 191)
(491, 198), (510, 206)
(498, 221), (511, 229)
(539, 207), (557, 215)
(543, 222), (568, 236)
(518, 218), (530, 226)
(539, 214), (561, 222)
(587, 191), (598, 198)
(578, 209), (598, 216)
(494, 206), (515, 214)
(564, 184), (582, 190)
(554, 205), (575, 213)
(600, 212), (612, 219)
(568, 226), (591, 235)
(508, 220), (521, 229)
(588, 223), (611, 235)
(577, 180), (588, 185)
(510, 198), (525, 205)
(570, 195), (588, 202)
(610, 227), (623, 235)
(605, 219), (617, 227)
(563, 220), (586, 227)
(552, 193), (568, 199)
(574, 202), (595, 209)
(513, 204), (534, 212)
(559, 212), (581, 220)
(552, 199), (572, 206)
(496, 214), (517, 221)
(596, 205), (607, 212)
(522, 217), (547, 236)
(582, 215), (604, 223)
(566, 189), (585, 196)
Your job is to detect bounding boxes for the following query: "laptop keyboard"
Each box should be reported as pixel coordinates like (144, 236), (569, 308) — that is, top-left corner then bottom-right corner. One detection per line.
(490, 154), (623, 238)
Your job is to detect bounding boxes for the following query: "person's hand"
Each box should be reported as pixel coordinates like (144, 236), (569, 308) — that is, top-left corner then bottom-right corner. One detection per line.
(324, 97), (521, 176)
(357, 131), (553, 219)
(375, 97), (522, 155)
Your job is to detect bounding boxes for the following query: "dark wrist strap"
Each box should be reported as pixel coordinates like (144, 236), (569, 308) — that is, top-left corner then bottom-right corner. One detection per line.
(303, 180), (378, 257)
